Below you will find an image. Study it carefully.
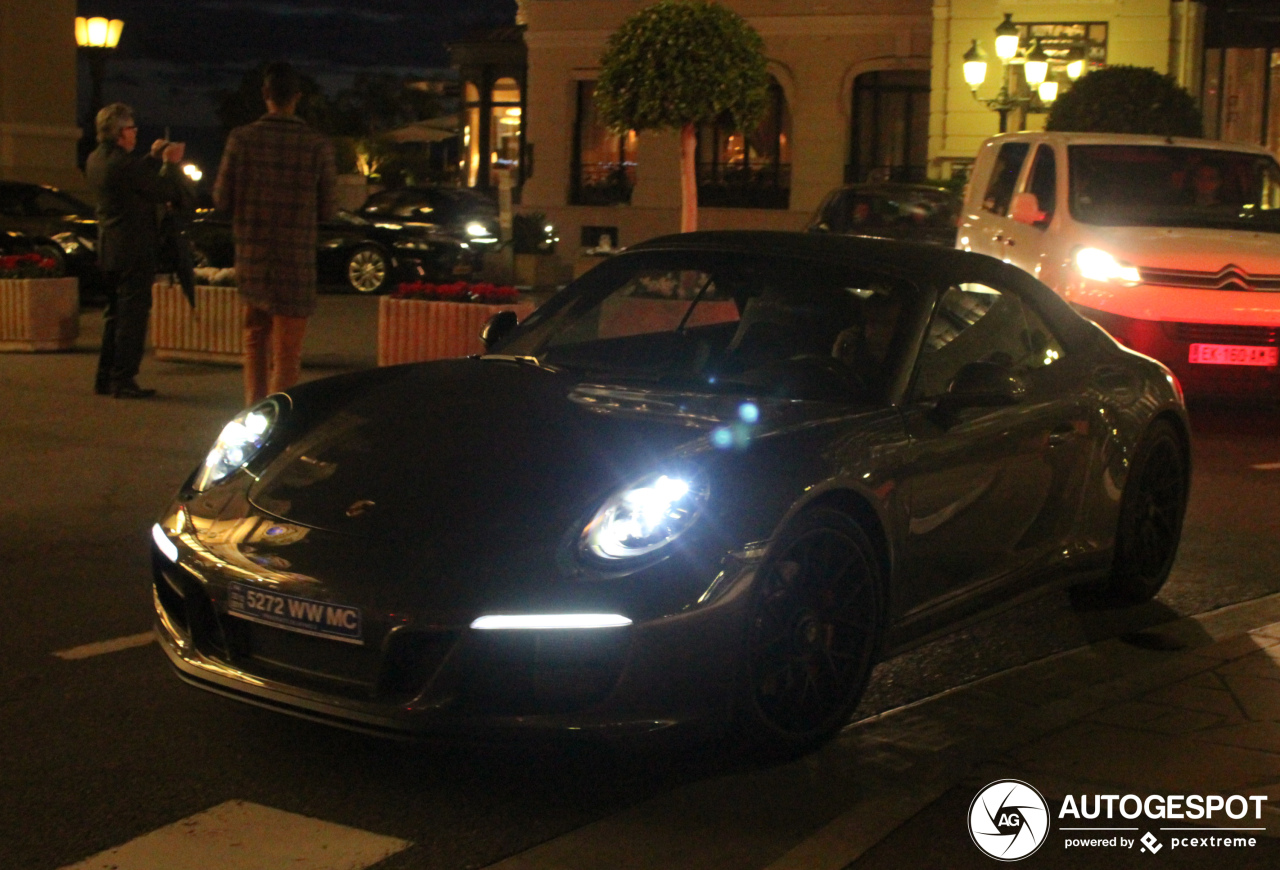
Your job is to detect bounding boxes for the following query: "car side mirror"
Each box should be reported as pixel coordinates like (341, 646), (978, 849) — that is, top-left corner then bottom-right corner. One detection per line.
(938, 361), (1026, 414)
(1010, 192), (1046, 226)
(480, 310), (518, 351)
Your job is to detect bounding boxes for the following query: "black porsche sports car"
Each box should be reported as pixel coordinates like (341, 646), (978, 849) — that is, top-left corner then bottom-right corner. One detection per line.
(152, 232), (1190, 754)
(186, 208), (476, 294)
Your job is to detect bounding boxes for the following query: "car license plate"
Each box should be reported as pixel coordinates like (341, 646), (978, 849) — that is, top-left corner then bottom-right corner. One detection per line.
(226, 582), (363, 644)
(1188, 343), (1279, 367)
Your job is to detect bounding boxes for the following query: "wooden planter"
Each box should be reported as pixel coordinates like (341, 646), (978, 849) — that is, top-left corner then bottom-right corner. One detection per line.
(378, 297), (536, 367)
(151, 282), (243, 364)
(0, 277), (79, 352)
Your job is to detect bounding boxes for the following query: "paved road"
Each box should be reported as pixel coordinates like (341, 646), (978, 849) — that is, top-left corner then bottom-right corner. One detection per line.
(2, 300), (1278, 869)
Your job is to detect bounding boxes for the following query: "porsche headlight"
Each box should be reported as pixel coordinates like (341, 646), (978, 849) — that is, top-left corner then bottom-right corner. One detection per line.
(192, 400), (280, 491)
(581, 472), (709, 561)
(1075, 247), (1141, 285)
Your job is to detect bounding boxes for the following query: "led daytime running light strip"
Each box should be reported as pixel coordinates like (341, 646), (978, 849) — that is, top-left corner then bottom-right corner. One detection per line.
(470, 614), (633, 630)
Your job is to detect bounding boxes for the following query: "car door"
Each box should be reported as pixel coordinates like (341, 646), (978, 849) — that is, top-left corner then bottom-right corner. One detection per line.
(963, 140), (1031, 262)
(896, 272), (1093, 618)
(995, 142), (1066, 284)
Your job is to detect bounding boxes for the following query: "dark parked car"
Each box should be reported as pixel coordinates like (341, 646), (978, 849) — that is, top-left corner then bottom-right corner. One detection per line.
(808, 183), (961, 246)
(358, 186), (501, 251)
(152, 232), (1189, 755)
(186, 209), (476, 294)
(0, 181), (101, 291)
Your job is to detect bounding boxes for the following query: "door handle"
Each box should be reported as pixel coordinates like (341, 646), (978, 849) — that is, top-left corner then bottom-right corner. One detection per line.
(1047, 424), (1076, 446)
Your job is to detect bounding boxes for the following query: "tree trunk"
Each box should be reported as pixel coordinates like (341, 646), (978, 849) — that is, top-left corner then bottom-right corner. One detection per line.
(680, 121), (698, 233)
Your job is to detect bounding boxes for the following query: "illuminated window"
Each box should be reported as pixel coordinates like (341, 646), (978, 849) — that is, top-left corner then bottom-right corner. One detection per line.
(571, 81), (637, 205)
(696, 77), (791, 209)
(489, 77), (522, 187)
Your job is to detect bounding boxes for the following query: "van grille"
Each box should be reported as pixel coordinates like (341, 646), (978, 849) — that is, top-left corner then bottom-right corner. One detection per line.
(1140, 265), (1280, 293)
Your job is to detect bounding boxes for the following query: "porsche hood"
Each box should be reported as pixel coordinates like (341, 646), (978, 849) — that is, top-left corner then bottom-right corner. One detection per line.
(245, 358), (802, 542)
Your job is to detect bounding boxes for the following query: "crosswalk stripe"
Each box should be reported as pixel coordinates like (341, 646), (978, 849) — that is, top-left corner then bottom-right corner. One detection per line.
(53, 632), (155, 660)
(58, 799), (412, 870)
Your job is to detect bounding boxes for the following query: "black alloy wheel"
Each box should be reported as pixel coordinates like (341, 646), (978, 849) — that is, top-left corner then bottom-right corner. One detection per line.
(735, 508), (883, 755)
(346, 245), (389, 294)
(1073, 419), (1189, 608)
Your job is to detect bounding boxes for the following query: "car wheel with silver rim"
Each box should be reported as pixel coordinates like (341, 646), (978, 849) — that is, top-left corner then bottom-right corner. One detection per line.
(346, 245), (389, 294)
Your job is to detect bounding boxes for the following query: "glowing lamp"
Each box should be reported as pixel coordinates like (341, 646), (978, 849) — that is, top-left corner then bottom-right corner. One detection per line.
(994, 13), (1020, 62)
(76, 17), (124, 49)
(963, 40), (988, 89)
(1038, 80), (1059, 103)
(1024, 42), (1048, 88)
(1067, 57), (1085, 81)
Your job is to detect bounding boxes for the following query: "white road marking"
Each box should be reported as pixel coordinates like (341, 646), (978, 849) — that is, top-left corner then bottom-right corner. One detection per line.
(58, 799), (412, 870)
(1252, 461), (1280, 470)
(53, 632), (155, 661)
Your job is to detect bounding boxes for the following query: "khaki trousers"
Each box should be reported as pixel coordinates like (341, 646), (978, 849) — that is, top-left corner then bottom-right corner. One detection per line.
(243, 304), (308, 406)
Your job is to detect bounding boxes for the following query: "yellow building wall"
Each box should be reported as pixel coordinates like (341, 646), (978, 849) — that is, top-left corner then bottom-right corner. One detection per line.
(0, 0), (81, 190)
(523, 0), (932, 269)
(929, 0), (1203, 179)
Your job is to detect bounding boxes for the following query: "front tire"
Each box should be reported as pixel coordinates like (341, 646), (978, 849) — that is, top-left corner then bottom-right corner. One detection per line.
(731, 508), (884, 756)
(345, 245), (389, 294)
(1071, 418), (1188, 608)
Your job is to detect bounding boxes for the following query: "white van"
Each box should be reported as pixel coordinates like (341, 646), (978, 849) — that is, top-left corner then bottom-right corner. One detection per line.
(958, 132), (1280, 394)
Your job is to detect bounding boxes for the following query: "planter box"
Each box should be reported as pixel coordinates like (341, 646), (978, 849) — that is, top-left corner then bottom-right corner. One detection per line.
(378, 297), (536, 367)
(0, 277), (79, 352)
(151, 281), (243, 365)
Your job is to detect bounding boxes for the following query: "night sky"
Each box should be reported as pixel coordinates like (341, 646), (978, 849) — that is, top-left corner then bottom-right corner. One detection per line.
(77, 1), (518, 129)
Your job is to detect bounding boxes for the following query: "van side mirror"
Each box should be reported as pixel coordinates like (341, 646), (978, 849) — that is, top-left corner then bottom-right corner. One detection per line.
(480, 310), (518, 351)
(1010, 192), (1047, 226)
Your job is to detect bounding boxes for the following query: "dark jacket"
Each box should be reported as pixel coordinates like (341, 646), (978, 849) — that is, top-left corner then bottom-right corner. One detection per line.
(86, 142), (182, 273)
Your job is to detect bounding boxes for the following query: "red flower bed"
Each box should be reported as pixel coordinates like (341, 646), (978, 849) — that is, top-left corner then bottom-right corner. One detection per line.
(393, 281), (520, 304)
(0, 253), (59, 280)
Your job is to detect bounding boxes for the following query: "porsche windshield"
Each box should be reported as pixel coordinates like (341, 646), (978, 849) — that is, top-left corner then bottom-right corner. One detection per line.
(1069, 145), (1280, 231)
(495, 251), (911, 400)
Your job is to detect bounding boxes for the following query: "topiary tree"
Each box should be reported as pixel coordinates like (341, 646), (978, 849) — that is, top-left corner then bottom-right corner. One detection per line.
(1046, 65), (1203, 137)
(595, 0), (769, 232)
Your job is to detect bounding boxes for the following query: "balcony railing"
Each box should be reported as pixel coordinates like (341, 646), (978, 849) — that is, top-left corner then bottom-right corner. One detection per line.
(572, 162), (636, 206)
(697, 163), (791, 209)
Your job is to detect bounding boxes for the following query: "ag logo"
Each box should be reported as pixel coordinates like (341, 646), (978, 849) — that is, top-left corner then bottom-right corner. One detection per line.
(969, 779), (1050, 861)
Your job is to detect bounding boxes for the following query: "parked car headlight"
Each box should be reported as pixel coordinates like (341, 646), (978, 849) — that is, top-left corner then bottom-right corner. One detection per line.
(581, 472), (709, 561)
(192, 400), (281, 492)
(465, 222), (493, 238)
(1074, 247), (1141, 285)
(52, 232), (86, 254)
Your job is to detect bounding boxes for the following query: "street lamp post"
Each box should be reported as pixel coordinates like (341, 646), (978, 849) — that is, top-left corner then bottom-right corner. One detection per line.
(75, 16), (124, 166)
(961, 13), (1085, 133)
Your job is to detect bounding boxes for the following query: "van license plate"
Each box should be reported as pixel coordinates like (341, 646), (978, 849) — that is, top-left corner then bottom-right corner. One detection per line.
(1188, 343), (1278, 367)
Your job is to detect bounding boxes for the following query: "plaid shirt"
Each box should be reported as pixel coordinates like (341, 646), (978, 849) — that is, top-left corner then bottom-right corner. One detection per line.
(213, 114), (337, 317)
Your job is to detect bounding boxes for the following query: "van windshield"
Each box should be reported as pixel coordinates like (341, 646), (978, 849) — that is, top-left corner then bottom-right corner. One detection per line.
(1068, 145), (1280, 232)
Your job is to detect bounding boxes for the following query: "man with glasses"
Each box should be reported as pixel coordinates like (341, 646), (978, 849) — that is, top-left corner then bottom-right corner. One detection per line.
(85, 102), (185, 398)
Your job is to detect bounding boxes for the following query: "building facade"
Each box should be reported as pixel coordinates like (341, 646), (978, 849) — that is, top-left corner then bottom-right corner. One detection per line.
(0, 0), (80, 190)
(521, 0), (934, 270)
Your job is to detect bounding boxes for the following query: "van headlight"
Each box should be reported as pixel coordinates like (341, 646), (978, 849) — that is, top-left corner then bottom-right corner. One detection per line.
(581, 472), (709, 561)
(191, 400), (281, 491)
(1075, 247), (1142, 285)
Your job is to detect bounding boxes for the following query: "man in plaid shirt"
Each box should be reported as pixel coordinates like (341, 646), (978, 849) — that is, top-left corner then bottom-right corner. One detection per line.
(213, 62), (337, 406)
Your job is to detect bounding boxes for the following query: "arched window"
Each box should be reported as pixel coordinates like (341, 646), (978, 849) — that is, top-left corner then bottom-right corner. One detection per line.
(696, 77), (791, 209)
(459, 75), (525, 189)
(848, 70), (929, 183)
